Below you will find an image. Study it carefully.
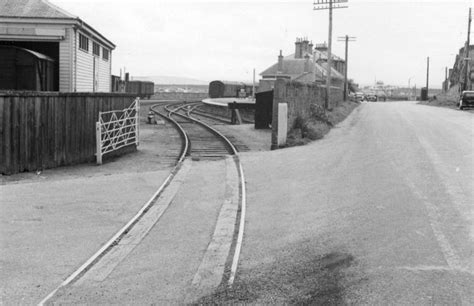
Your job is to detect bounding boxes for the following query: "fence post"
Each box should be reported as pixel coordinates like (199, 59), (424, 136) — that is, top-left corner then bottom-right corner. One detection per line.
(135, 97), (140, 147)
(96, 121), (102, 165)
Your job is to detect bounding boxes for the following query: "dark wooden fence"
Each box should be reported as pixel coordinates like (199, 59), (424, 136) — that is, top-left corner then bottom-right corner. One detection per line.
(0, 92), (137, 175)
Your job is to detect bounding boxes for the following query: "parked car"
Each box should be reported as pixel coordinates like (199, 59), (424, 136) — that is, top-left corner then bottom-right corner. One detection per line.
(365, 93), (378, 102)
(354, 92), (365, 102)
(459, 91), (474, 110)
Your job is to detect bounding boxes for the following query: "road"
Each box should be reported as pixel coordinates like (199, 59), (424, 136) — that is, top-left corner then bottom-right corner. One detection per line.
(2, 101), (472, 304)
(199, 102), (474, 304)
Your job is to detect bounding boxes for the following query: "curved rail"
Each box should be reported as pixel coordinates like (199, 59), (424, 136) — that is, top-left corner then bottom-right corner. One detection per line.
(154, 101), (247, 286)
(39, 100), (191, 306)
(151, 101), (190, 160)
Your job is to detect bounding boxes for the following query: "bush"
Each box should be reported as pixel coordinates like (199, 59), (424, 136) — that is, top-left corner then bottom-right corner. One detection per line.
(286, 101), (359, 147)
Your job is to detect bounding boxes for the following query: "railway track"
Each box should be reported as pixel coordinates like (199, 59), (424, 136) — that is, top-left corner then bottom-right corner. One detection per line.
(163, 102), (236, 159)
(150, 100), (247, 285)
(39, 101), (247, 304)
(185, 102), (251, 153)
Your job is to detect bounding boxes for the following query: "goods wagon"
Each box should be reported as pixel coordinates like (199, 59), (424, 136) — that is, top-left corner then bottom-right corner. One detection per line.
(0, 45), (55, 91)
(209, 80), (258, 98)
(125, 81), (155, 99)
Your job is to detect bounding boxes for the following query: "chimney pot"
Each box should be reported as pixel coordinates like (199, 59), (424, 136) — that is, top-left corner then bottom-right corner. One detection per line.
(278, 50), (284, 72)
(304, 54), (310, 73)
(295, 38), (302, 59)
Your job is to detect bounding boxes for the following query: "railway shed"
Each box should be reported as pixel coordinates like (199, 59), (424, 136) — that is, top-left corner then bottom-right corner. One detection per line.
(0, 0), (115, 92)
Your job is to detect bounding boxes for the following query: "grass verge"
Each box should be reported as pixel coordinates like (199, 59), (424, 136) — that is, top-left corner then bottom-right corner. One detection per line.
(417, 93), (458, 110)
(287, 100), (360, 147)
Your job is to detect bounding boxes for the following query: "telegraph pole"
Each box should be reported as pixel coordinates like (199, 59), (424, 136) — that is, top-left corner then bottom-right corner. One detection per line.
(314, 0), (348, 109)
(445, 67), (448, 92)
(426, 56), (430, 97)
(337, 35), (356, 101)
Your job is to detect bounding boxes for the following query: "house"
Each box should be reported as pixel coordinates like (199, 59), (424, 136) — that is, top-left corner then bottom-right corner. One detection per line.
(0, 0), (115, 92)
(259, 37), (345, 91)
(448, 45), (473, 92)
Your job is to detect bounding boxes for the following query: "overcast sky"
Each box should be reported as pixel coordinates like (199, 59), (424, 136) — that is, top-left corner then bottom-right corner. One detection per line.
(51, 0), (472, 88)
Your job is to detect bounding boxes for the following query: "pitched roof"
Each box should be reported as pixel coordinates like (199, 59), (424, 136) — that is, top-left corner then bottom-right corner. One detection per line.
(260, 59), (314, 78)
(318, 62), (345, 80)
(0, 0), (76, 18)
(260, 58), (343, 82)
(0, 0), (115, 49)
(313, 49), (344, 62)
(294, 72), (322, 83)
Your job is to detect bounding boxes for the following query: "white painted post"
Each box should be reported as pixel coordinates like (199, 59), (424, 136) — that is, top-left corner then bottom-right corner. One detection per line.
(135, 98), (140, 147)
(277, 103), (288, 147)
(96, 121), (102, 165)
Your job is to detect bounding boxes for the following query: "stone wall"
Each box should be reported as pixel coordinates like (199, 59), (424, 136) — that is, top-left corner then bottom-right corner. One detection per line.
(271, 79), (342, 148)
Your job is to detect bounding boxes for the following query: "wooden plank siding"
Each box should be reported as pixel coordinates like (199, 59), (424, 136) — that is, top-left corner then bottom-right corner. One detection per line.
(74, 30), (112, 92)
(98, 55), (111, 92)
(0, 92), (136, 175)
(76, 38), (93, 91)
(59, 28), (73, 92)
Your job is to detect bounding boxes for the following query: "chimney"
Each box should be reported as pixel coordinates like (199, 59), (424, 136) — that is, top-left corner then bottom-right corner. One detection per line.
(315, 42), (328, 52)
(278, 50), (283, 72)
(304, 54), (310, 73)
(302, 38), (309, 55)
(295, 38), (302, 59)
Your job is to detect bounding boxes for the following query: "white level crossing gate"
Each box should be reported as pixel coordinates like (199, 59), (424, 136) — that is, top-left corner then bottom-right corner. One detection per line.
(96, 98), (140, 164)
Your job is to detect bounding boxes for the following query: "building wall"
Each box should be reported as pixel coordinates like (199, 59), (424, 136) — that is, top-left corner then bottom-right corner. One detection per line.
(59, 27), (73, 91)
(74, 29), (112, 92)
(271, 79), (343, 147)
(75, 30), (93, 91)
(98, 52), (111, 92)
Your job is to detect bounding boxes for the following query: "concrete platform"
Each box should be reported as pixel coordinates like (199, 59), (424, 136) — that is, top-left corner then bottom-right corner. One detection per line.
(202, 97), (255, 107)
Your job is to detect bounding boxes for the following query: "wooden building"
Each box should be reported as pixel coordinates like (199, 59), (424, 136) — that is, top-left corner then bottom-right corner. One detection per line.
(0, 0), (115, 92)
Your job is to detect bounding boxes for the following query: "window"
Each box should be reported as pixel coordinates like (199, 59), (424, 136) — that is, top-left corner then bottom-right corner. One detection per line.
(79, 33), (89, 52)
(93, 42), (100, 56)
(102, 48), (109, 61)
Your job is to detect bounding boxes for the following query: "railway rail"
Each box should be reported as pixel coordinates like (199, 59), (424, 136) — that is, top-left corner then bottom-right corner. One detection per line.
(151, 101), (247, 285)
(39, 101), (247, 304)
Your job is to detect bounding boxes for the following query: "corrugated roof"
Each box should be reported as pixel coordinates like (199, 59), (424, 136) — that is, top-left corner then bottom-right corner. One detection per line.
(0, 0), (76, 18)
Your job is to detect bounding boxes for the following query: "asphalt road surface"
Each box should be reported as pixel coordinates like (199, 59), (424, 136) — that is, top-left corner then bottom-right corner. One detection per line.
(3, 101), (472, 304)
(206, 102), (473, 304)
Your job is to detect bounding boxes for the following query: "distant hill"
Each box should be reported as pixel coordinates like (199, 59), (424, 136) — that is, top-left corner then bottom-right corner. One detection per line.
(132, 75), (209, 85)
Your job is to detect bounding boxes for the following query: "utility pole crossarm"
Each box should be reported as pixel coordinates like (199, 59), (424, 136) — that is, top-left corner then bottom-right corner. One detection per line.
(313, 0), (348, 10)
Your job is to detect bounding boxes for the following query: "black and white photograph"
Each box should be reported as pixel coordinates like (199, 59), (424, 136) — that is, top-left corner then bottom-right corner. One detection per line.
(0, 0), (473, 304)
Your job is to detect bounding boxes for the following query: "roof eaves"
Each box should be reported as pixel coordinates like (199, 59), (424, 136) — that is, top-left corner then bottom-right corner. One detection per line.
(75, 17), (116, 49)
